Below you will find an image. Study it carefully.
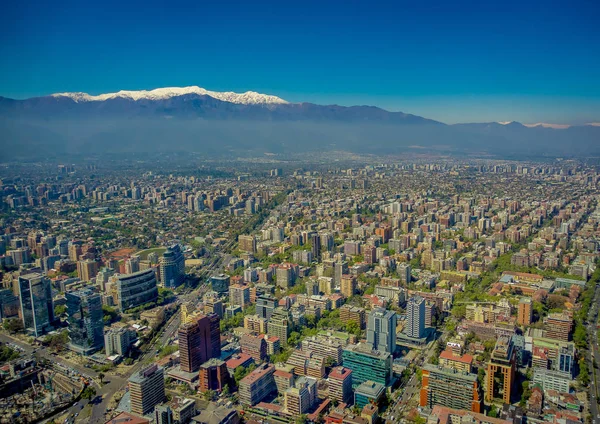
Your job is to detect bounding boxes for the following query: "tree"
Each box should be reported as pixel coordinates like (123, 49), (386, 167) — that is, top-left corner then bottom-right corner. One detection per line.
(222, 384), (230, 397)
(488, 405), (498, 418)
(3, 318), (24, 334)
(295, 415), (308, 424)
(203, 389), (217, 401)
(54, 305), (67, 317)
(81, 386), (97, 400)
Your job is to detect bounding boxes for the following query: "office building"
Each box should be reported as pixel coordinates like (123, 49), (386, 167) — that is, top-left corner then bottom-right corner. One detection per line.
(256, 295), (277, 320)
(486, 335), (516, 404)
(160, 245), (185, 288)
(116, 269), (158, 310)
(129, 365), (166, 415)
(405, 296), (425, 339)
(199, 358), (230, 393)
(66, 288), (104, 354)
(532, 367), (571, 393)
(366, 308), (397, 354)
(179, 314), (220, 373)
(210, 274), (230, 294)
(105, 327), (134, 356)
(517, 297), (532, 326)
(311, 233), (321, 260)
(420, 365), (482, 413)
(268, 308), (291, 344)
(238, 364), (276, 406)
(0, 288), (20, 319)
(229, 284), (250, 308)
(342, 343), (392, 387)
(355, 380), (386, 409)
(18, 273), (54, 337)
(328, 366), (353, 404)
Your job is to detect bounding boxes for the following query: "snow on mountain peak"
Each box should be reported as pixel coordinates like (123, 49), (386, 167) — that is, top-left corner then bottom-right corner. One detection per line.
(50, 86), (289, 105)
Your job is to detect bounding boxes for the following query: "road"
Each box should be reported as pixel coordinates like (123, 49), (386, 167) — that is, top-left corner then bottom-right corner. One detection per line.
(88, 246), (228, 424)
(384, 333), (446, 422)
(586, 282), (600, 424)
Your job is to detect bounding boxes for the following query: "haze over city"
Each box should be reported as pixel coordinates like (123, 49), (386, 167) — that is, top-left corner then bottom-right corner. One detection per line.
(1, 2), (600, 424)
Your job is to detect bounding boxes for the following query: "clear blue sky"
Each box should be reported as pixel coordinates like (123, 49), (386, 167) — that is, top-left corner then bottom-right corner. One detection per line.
(1, 0), (599, 124)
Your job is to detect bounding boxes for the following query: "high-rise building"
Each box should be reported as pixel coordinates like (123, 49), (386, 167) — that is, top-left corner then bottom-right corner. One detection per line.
(178, 314), (220, 373)
(311, 233), (321, 260)
(129, 365), (166, 415)
(301, 335), (343, 366)
(210, 274), (230, 294)
(125, 255), (141, 274)
(339, 304), (366, 329)
(0, 288), (20, 319)
(340, 274), (356, 298)
(77, 259), (99, 282)
(285, 376), (317, 415)
(229, 284), (250, 308)
(367, 308), (397, 354)
(355, 380), (386, 409)
(268, 308), (291, 344)
(363, 245), (377, 264)
(238, 364), (276, 406)
(256, 295), (277, 320)
(328, 366), (353, 404)
(240, 333), (267, 362)
(398, 263), (411, 284)
(342, 343), (392, 388)
(405, 296), (425, 339)
(486, 335), (516, 404)
(199, 358), (230, 393)
(546, 313), (572, 342)
(238, 235), (257, 254)
(116, 269), (158, 310)
(517, 297), (532, 326)
(420, 365), (482, 413)
(104, 327), (134, 356)
(66, 288), (104, 354)
(18, 273), (54, 337)
(160, 245), (185, 288)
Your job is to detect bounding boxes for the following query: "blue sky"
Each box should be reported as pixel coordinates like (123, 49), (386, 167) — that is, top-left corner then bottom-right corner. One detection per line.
(1, 0), (599, 124)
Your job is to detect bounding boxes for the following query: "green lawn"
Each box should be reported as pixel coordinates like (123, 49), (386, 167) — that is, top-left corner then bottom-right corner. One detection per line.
(136, 247), (167, 260)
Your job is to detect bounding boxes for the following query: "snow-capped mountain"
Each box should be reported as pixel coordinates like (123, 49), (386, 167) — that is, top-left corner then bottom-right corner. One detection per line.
(1, 86), (599, 160)
(50, 86), (289, 105)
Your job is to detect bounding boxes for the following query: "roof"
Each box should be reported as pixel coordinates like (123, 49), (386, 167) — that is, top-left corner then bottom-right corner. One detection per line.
(225, 352), (253, 369)
(104, 412), (149, 424)
(440, 349), (473, 364)
(329, 366), (352, 380)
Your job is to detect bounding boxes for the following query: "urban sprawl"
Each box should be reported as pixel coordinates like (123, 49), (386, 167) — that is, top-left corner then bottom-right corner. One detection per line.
(1, 158), (599, 424)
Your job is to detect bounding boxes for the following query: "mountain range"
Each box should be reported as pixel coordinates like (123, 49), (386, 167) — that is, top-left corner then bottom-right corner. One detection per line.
(1, 86), (598, 160)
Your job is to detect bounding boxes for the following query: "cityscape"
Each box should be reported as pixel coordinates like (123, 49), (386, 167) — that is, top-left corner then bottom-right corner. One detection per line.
(0, 156), (599, 424)
(1, 1), (600, 424)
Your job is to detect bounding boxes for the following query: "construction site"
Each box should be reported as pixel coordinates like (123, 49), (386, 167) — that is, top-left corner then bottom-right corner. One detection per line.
(0, 356), (86, 423)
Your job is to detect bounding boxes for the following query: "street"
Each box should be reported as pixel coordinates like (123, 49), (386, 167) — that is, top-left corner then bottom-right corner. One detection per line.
(586, 282), (600, 424)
